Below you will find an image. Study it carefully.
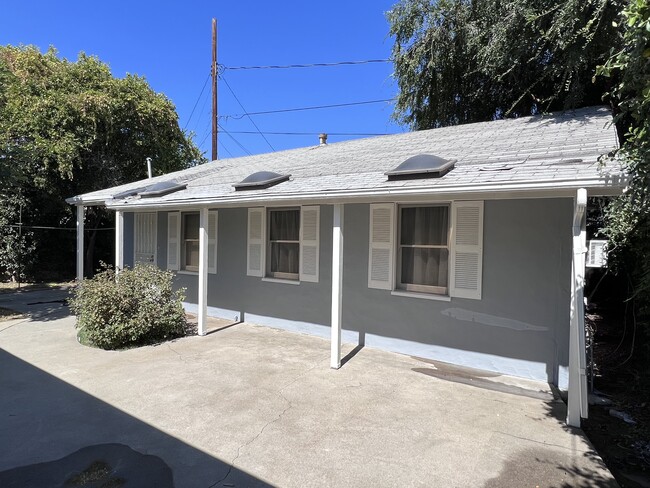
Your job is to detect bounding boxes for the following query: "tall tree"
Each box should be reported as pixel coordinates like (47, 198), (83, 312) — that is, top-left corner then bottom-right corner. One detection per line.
(0, 45), (206, 280)
(388, 0), (623, 129)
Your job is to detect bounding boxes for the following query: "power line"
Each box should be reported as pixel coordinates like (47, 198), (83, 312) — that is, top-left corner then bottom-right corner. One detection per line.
(225, 130), (393, 136)
(220, 98), (394, 120)
(220, 59), (391, 71)
(220, 75), (275, 152)
(183, 72), (211, 131)
(218, 122), (251, 156)
(218, 139), (234, 158)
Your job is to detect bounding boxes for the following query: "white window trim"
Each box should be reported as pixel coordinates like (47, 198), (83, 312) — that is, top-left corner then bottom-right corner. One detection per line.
(181, 211), (200, 272)
(395, 204), (450, 296)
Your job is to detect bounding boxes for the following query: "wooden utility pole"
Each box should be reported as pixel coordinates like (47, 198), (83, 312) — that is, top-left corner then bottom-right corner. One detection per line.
(211, 18), (218, 161)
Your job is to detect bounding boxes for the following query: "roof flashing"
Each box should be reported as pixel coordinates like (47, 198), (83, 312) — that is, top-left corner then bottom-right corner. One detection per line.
(386, 154), (456, 181)
(234, 171), (291, 191)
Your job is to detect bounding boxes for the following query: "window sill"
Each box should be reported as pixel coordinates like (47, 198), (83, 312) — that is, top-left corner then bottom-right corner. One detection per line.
(390, 290), (451, 302)
(261, 277), (301, 286)
(177, 270), (198, 276)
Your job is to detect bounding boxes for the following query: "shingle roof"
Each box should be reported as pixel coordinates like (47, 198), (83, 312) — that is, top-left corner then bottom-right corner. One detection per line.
(68, 106), (625, 208)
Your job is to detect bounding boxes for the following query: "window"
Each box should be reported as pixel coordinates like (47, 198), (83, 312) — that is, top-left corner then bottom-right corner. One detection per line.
(247, 206), (320, 282)
(368, 201), (483, 299)
(398, 205), (450, 295)
(182, 213), (200, 271)
(267, 208), (300, 280)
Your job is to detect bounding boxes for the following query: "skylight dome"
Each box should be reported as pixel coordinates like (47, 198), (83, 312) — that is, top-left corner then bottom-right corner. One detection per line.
(139, 181), (187, 198)
(385, 154), (456, 181)
(234, 171), (291, 191)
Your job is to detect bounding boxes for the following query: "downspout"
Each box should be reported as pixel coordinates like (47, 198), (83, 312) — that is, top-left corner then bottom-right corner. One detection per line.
(567, 188), (588, 427)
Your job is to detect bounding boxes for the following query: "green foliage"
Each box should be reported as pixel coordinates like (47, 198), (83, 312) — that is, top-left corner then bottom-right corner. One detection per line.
(0, 45), (206, 280)
(69, 264), (187, 350)
(388, 0), (623, 129)
(0, 192), (35, 281)
(598, 0), (650, 312)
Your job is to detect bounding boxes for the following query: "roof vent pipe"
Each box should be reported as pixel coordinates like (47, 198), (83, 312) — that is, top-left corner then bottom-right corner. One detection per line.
(146, 157), (153, 179)
(319, 133), (328, 146)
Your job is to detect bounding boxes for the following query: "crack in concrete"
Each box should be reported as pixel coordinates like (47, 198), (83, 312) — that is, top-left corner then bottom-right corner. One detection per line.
(208, 354), (329, 487)
(166, 343), (189, 364)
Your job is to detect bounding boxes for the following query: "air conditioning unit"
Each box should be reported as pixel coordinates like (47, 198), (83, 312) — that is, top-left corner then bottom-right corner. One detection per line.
(586, 240), (607, 268)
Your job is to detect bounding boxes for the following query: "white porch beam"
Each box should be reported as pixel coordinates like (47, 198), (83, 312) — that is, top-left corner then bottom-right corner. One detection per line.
(115, 210), (124, 272)
(76, 205), (85, 282)
(567, 188), (588, 427)
(198, 207), (209, 336)
(331, 204), (344, 369)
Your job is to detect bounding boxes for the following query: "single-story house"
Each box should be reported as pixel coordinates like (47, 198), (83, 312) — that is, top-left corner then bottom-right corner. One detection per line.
(67, 106), (625, 427)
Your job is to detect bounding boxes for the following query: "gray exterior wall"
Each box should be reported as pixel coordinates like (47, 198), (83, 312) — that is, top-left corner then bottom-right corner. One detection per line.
(123, 198), (572, 387)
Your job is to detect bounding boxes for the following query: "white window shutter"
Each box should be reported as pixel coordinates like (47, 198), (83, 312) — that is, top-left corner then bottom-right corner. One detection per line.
(247, 208), (264, 277)
(368, 203), (395, 290)
(450, 201), (484, 299)
(300, 206), (320, 282)
(167, 212), (181, 271)
(208, 210), (218, 274)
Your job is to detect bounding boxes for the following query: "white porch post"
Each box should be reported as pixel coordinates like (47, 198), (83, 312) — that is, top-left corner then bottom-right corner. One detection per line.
(198, 207), (209, 336)
(567, 188), (588, 427)
(331, 204), (344, 369)
(76, 205), (85, 282)
(115, 210), (124, 272)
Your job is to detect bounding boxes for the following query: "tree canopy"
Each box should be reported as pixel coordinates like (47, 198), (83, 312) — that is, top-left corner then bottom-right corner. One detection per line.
(388, 0), (623, 129)
(0, 45), (205, 280)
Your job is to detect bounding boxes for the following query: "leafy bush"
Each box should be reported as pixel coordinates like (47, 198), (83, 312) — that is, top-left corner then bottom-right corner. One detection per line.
(69, 264), (186, 349)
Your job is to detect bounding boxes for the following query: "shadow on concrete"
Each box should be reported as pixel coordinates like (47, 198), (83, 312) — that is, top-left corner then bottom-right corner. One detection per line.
(0, 349), (271, 487)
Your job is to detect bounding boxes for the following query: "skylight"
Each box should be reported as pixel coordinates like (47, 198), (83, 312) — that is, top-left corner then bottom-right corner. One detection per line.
(233, 171), (291, 191)
(385, 154), (456, 181)
(139, 181), (187, 198)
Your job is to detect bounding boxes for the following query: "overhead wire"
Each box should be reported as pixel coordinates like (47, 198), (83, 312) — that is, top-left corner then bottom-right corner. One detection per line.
(220, 74), (275, 151)
(220, 98), (394, 120)
(219, 59), (391, 71)
(218, 122), (251, 155)
(224, 130), (393, 136)
(183, 72), (211, 131)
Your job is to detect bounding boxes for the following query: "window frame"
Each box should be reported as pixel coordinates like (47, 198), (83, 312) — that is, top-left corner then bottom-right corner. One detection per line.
(396, 203), (451, 296)
(266, 207), (301, 281)
(181, 212), (200, 272)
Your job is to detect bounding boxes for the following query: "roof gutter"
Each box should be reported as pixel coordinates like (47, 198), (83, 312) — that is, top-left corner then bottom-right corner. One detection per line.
(103, 176), (627, 211)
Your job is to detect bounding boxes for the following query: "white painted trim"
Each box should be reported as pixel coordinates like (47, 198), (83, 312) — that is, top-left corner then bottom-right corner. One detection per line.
(115, 210), (123, 272)
(261, 277), (301, 285)
(390, 290), (451, 302)
(449, 201), (484, 300)
(176, 270), (199, 276)
(105, 177), (626, 211)
(208, 210), (218, 274)
(197, 208), (209, 336)
(247, 208), (265, 277)
(331, 203), (344, 369)
(299, 205), (320, 283)
(368, 203), (395, 290)
(76, 206), (85, 282)
(166, 212), (181, 271)
(567, 188), (588, 427)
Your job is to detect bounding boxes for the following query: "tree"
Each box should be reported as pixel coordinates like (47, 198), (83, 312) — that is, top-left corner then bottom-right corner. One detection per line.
(599, 0), (650, 315)
(0, 45), (206, 280)
(388, 0), (623, 129)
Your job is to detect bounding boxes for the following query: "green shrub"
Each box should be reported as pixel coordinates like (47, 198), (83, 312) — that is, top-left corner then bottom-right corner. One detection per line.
(69, 264), (186, 349)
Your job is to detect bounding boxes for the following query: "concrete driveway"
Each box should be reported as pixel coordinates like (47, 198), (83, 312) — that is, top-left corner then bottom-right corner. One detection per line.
(0, 288), (616, 487)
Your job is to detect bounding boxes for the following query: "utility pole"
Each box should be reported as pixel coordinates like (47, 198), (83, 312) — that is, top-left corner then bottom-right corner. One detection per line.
(211, 18), (218, 161)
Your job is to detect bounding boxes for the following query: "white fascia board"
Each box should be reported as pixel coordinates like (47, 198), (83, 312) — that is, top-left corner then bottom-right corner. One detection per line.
(104, 176), (626, 211)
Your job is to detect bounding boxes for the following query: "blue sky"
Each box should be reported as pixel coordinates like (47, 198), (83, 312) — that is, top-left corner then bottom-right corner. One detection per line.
(1, 1), (404, 160)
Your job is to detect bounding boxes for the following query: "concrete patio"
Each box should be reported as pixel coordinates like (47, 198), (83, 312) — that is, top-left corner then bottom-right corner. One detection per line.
(0, 288), (616, 487)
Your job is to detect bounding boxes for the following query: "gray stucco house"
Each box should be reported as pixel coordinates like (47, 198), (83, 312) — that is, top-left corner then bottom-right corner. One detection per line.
(67, 106), (625, 427)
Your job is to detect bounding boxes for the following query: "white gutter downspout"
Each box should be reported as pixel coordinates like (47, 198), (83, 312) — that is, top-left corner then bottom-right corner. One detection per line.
(567, 188), (589, 427)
